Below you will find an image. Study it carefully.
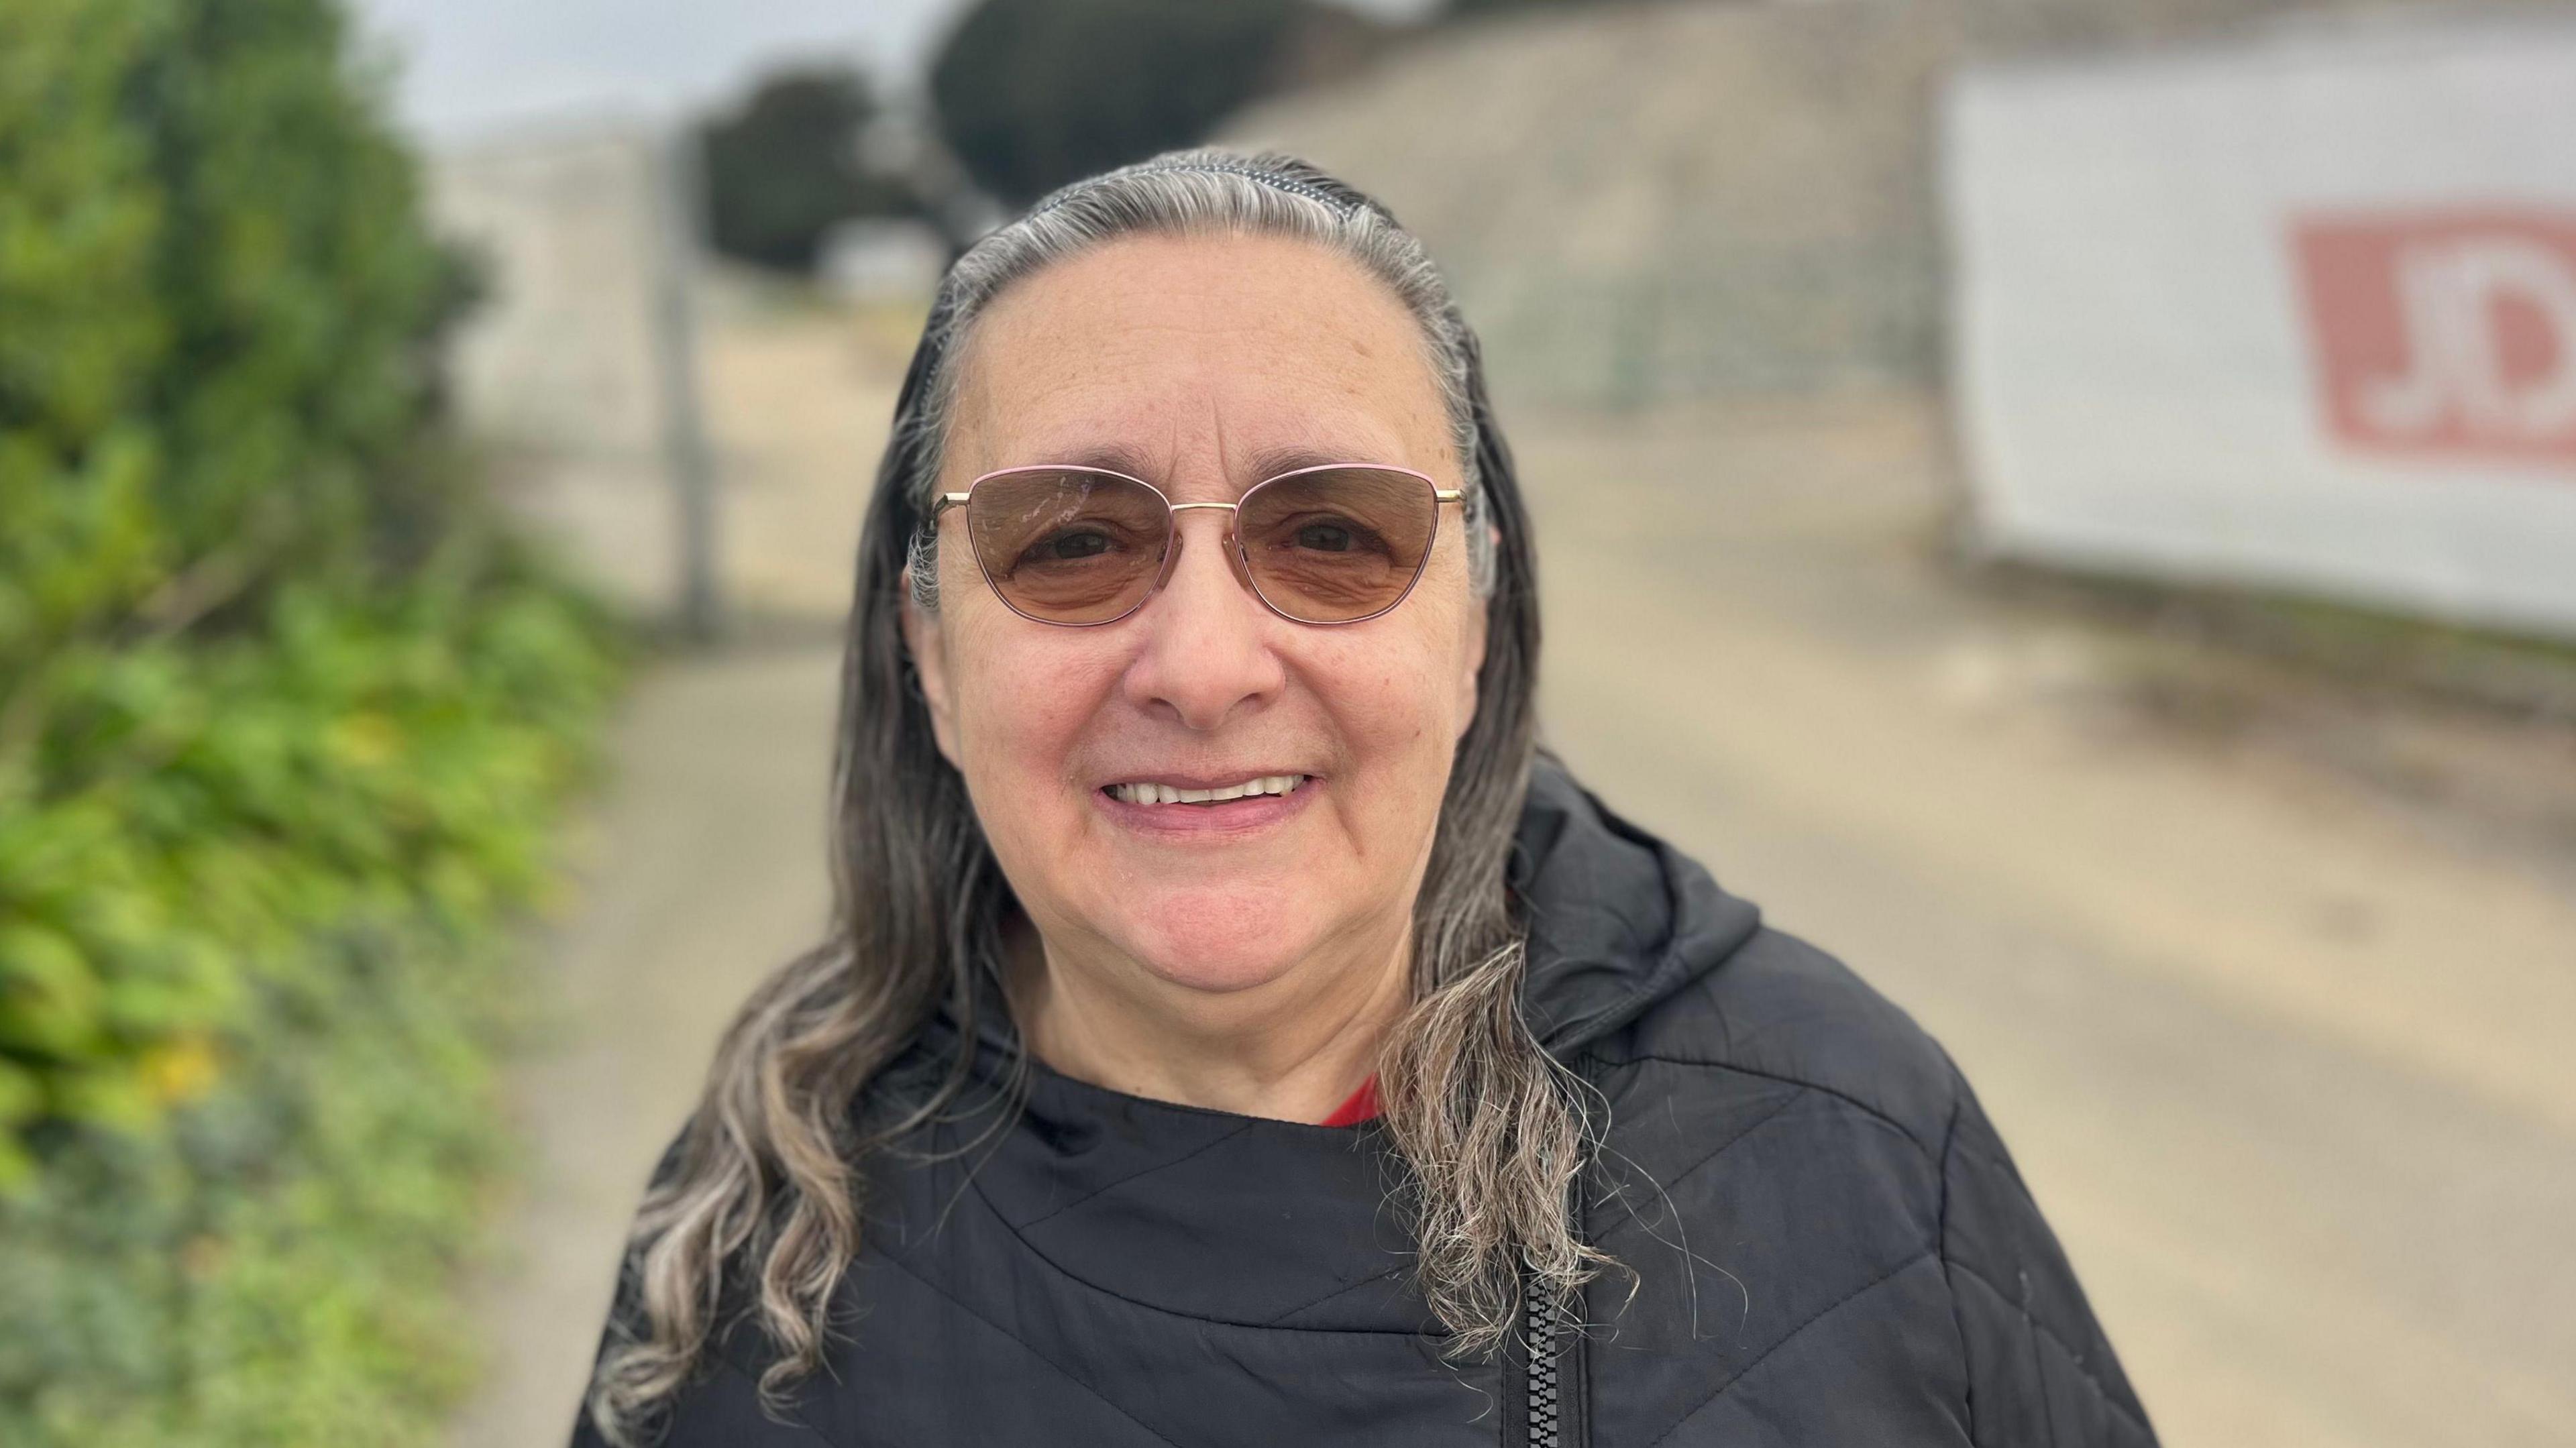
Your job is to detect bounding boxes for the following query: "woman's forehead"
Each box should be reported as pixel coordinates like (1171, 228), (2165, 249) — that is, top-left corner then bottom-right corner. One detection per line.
(970, 439), (1413, 488)
(947, 233), (1450, 480)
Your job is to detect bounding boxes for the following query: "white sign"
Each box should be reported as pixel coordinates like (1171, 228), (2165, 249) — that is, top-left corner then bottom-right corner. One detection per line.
(1945, 16), (2576, 636)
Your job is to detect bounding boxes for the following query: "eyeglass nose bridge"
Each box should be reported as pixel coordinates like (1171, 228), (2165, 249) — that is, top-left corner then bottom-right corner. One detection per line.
(1161, 500), (1258, 598)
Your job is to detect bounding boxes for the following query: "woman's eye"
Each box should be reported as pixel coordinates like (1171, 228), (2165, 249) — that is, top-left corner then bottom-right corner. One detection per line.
(1037, 529), (1112, 561)
(1251, 510), (1390, 560)
(1294, 521), (1357, 552)
(1272, 515), (1381, 553)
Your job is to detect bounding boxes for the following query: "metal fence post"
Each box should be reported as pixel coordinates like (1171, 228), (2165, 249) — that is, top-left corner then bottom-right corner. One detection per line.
(651, 123), (721, 642)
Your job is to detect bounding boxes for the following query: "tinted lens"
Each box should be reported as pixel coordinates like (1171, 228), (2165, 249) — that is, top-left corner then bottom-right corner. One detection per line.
(1235, 467), (1439, 623)
(963, 469), (1170, 624)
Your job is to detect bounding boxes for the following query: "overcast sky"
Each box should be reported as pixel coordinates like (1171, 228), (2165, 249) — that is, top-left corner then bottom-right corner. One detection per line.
(350, 0), (1439, 147)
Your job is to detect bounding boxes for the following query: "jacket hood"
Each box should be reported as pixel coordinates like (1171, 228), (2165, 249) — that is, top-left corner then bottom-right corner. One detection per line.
(1511, 754), (1764, 1057)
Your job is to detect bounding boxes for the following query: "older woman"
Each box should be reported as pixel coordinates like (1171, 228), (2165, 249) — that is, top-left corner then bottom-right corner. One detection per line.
(574, 150), (2155, 1448)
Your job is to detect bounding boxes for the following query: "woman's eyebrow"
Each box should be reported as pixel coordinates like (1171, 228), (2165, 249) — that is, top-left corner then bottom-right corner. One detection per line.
(1012, 441), (1161, 479)
(1243, 443), (1388, 480)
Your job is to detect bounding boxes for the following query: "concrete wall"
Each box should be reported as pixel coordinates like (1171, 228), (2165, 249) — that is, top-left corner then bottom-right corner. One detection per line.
(429, 123), (689, 615)
(1224, 2), (1953, 408)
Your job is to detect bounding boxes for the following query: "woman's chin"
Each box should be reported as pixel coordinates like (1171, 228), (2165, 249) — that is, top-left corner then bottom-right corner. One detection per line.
(1118, 909), (1322, 996)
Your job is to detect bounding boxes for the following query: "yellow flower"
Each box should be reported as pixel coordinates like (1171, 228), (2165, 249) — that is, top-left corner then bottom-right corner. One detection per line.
(139, 1034), (221, 1106)
(326, 711), (402, 769)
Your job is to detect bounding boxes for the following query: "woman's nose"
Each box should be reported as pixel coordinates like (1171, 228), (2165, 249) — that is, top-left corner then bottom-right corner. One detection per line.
(1120, 514), (1285, 732)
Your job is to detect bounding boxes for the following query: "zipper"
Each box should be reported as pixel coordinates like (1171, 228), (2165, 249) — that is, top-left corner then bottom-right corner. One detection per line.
(1520, 1080), (1593, 1448)
(1523, 1283), (1564, 1448)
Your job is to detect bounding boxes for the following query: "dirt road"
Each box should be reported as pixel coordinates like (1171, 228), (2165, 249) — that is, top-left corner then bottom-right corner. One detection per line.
(452, 307), (2576, 1447)
(1517, 395), (2576, 1447)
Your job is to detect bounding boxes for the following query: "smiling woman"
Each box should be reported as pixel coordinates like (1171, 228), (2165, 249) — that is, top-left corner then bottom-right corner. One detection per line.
(572, 151), (2159, 1448)
(907, 229), (1492, 1113)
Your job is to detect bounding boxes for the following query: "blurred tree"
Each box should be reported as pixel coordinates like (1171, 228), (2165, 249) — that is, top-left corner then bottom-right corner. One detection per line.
(928, 0), (1318, 209)
(700, 64), (917, 274)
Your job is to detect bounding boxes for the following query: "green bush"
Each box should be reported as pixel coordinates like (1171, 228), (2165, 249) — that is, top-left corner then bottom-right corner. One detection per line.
(0, 0), (625, 1442)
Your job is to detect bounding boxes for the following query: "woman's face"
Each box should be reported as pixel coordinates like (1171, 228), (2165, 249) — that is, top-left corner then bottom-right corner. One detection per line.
(904, 232), (1487, 1000)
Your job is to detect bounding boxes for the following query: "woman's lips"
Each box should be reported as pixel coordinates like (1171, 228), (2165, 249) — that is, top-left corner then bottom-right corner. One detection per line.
(1093, 773), (1317, 836)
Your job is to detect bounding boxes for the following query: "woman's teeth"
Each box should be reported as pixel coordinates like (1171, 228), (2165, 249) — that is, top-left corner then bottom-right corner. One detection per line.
(1108, 775), (1307, 806)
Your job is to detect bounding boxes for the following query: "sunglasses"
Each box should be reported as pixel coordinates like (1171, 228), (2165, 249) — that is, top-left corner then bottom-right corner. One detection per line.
(932, 463), (1464, 626)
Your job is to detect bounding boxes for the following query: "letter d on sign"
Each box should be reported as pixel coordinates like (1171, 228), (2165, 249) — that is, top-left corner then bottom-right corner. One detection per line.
(2294, 209), (2576, 468)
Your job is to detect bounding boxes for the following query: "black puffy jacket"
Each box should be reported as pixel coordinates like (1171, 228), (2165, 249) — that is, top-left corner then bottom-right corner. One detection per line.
(573, 761), (2157, 1447)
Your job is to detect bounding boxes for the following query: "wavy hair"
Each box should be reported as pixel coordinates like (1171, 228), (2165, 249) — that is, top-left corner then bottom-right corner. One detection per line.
(585, 149), (1607, 1445)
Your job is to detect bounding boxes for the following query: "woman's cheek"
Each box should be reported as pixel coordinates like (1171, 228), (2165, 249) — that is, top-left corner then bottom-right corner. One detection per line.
(963, 636), (1112, 793)
(1322, 636), (1456, 787)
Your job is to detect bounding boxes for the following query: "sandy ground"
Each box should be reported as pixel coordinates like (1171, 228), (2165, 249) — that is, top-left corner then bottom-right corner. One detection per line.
(450, 303), (2576, 1447)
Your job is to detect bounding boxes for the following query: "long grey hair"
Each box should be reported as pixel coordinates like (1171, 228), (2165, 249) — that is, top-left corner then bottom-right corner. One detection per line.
(585, 148), (1607, 1445)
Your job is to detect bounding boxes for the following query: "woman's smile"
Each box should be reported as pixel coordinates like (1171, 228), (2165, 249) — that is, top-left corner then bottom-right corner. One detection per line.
(1095, 771), (1320, 837)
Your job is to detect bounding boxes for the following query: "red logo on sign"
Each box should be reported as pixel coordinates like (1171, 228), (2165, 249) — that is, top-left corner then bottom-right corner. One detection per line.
(2293, 210), (2576, 465)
